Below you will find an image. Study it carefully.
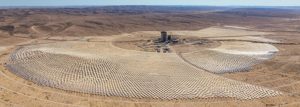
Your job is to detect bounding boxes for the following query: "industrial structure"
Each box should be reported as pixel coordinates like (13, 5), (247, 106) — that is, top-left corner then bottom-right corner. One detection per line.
(160, 31), (176, 43)
(160, 31), (168, 42)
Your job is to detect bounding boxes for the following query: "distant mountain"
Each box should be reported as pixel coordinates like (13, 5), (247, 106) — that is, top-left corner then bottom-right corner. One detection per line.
(217, 7), (300, 18)
(0, 5), (231, 12)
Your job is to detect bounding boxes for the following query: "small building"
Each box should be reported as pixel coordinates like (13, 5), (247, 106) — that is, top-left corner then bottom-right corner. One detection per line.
(167, 35), (172, 42)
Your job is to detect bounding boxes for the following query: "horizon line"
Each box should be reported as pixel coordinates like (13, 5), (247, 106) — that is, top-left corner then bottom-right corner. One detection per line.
(1, 5), (300, 7)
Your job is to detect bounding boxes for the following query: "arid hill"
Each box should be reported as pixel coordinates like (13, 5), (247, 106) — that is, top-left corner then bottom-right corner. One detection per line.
(1, 6), (300, 38)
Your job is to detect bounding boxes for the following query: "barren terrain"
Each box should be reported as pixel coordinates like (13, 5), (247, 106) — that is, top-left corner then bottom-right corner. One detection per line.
(0, 6), (300, 107)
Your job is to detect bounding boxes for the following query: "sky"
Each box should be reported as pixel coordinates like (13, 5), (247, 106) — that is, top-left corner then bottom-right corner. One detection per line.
(1, 0), (300, 6)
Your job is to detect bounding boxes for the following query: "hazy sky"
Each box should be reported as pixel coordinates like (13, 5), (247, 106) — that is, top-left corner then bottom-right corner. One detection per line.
(1, 0), (300, 6)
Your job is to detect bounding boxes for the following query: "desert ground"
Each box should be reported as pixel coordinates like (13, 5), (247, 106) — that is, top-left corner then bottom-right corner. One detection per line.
(0, 6), (300, 107)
